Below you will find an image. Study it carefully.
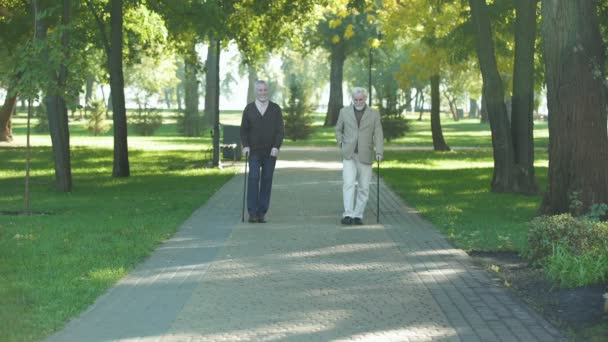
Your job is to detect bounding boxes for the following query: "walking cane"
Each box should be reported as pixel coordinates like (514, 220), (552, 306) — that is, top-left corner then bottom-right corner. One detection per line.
(241, 152), (248, 222)
(377, 157), (380, 224)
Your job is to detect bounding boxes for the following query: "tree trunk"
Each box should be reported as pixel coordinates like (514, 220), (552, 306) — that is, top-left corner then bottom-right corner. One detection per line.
(0, 93), (17, 142)
(480, 94), (488, 123)
(204, 41), (219, 127)
(324, 42), (345, 126)
(430, 75), (450, 151)
(470, 0), (518, 193)
(511, 0), (539, 194)
(164, 89), (172, 109)
(109, 0), (129, 177)
(176, 84), (183, 111)
(84, 73), (94, 119)
(183, 42), (200, 136)
(540, 0), (608, 214)
(36, 0), (72, 191)
(469, 98), (478, 118)
(247, 64), (257, 104)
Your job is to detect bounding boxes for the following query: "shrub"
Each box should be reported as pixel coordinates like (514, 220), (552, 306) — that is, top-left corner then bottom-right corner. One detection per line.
(381, 115), (410, 142)
(86, 100), (110, 136)
(129, 108), (163, 136)
(283, 74), (314, 141)
(34, 103), (49, 133)
(524, 213), (608, 265)
(545, 244), (608, 288)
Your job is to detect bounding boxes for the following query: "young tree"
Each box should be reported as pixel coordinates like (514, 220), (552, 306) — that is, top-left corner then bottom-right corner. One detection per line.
(540, 0), (608, 214)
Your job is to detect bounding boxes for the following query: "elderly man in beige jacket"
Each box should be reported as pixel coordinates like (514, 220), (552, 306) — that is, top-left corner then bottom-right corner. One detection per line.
(335, 87), (384, 225)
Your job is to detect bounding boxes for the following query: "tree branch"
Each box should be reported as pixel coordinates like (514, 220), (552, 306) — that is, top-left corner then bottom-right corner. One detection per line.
(85, 0), (111, 56)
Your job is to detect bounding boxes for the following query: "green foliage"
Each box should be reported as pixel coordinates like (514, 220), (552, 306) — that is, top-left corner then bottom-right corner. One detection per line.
(568, 190), (608, 221)
(129, 108), (163, 136)
(524, 214), (608, 265)
(381, 116), (409, 142)
(34, 104), (48, 133)
(86, 100), (110, 136)
(283, 74), (314, 141)
(544, 244), (608, 288)
(586, 203), (608, 222)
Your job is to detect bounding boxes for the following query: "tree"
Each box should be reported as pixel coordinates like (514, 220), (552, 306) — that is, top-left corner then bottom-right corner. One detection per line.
(540, 0), (608, 214)
(87, 0), (130, 176)
(510, 0), (539, 194)
(42, 0), (73, 192)
(469, 0), (518, 193)
(308, 0), (382, 126)
(468, 0), (541, 195)
(382, 0), (467, 151)
(0, 2), (31, 142)
(0, 91), (17, 142)
(108, 0), (129, 176)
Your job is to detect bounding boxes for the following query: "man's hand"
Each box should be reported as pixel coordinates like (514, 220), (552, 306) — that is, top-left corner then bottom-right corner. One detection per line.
(376, 154), (382, 162)
(270, 147), (279, 157)
(243, 146), (250, 156)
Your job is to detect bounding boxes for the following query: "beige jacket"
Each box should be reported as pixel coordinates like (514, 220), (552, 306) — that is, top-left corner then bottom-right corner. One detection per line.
(335, 105), (384, 164)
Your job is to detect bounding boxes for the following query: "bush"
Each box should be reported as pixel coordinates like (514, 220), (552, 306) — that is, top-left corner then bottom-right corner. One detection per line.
(381, 115), (409, 142)
(545, 244), (608, 288)
(86, 100), (110, 136)
(129, 108), (163, 136)
(524, 213), (608, 265)
(34, 103), (49, 133)
(283, 74), (314, 141)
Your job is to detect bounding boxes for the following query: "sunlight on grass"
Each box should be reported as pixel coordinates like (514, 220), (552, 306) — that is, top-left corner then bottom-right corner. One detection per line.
(88, 267), (127, 283)
(381, 149), (549, 251)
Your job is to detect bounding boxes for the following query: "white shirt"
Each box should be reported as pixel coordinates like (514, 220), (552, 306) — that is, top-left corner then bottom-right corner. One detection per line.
(255, 99), (268, 116)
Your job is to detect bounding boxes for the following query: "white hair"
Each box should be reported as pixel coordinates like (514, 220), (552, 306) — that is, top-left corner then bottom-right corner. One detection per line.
(351, 87), (368, 98)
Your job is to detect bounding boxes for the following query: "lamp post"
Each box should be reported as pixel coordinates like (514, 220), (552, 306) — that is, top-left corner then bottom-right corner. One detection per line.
(368, 45), (373, 107)
(368, 30), (382, 107)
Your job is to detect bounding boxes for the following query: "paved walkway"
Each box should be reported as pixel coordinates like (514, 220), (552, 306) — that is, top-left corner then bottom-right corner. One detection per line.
(47, 148), (564, 342)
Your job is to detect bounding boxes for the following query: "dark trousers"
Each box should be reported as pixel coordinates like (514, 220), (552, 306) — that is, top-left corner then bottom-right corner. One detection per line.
(247, 153), (276, 218)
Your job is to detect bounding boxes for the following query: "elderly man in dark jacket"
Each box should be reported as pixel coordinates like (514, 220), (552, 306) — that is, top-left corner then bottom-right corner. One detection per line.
(240, 80), (284, 223)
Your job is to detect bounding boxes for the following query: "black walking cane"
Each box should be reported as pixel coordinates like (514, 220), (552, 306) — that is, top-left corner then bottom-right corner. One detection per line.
(241, 152), (249, 222)
(377, 157), (380, 224)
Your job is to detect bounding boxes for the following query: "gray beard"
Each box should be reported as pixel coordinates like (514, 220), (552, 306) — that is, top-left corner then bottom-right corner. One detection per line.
(354, 104), (365, 111)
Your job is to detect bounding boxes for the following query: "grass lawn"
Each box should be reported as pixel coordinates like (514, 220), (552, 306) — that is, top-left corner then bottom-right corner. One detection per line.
(1, 134), (235, 341)
(381, 149), (548, 251)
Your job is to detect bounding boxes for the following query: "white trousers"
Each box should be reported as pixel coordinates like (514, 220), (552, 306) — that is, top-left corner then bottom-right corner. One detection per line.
(342, 154), (373, 219)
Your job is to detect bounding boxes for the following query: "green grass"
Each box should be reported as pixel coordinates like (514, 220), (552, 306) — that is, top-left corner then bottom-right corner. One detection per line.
(0, 145), (235, 342)
(381, 149), (549, 251)
(545, 244), (608, 288)
(281, 112), (549, 148)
